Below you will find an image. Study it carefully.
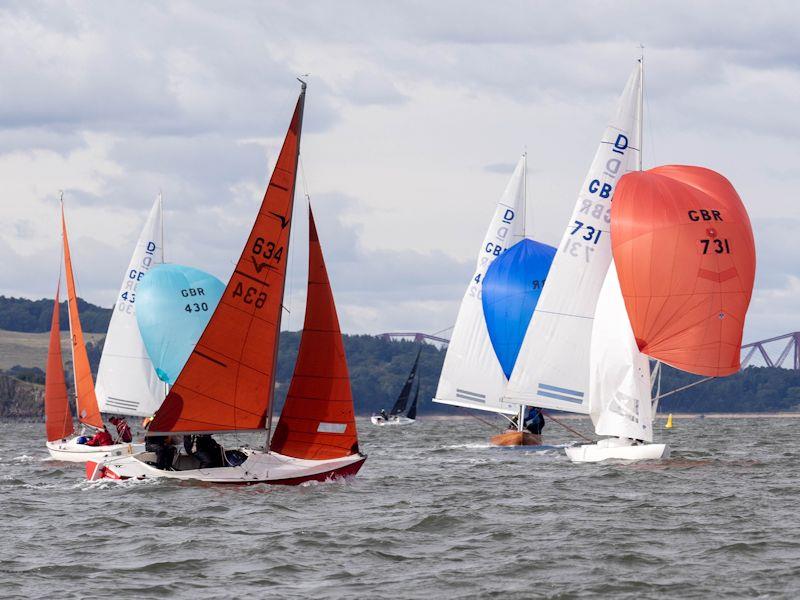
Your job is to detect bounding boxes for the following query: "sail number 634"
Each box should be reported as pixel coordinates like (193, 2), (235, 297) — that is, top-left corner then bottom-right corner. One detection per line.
(252, 237), (284, 262)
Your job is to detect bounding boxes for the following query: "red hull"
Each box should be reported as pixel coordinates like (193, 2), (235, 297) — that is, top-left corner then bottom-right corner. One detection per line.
(268, 455), (367, 485)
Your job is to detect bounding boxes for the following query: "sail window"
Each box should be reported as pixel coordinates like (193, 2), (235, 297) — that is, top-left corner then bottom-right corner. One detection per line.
(317, 422), (347, 434)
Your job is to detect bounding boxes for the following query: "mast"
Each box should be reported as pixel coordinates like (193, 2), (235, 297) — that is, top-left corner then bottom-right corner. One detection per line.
(517, 151), (528, 431)
(265, 79), (306, 450)
(159, 190), (165, 263)
(637, 45), (644, 172)
(522, 151), (527, 239)
(159, 191), (168, 405)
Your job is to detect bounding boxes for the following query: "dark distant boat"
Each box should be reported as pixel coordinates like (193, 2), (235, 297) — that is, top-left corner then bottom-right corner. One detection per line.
(371, 347), (422, 426)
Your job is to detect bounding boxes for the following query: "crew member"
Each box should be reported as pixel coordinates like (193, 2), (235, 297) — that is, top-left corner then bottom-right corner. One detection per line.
(524, 407), (545, 435)
(109, 416), (132, 443)
(184, 434), (223, 468)
(145, 435), (177, 470)
(83, 425), (114, 447)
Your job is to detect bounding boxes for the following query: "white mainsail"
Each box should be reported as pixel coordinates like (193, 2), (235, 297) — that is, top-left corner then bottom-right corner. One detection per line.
(505, 65), (642, 414)
(589, 264), (653, 442)
(434, 156), (526, 415)
(95, 196), (165, 417)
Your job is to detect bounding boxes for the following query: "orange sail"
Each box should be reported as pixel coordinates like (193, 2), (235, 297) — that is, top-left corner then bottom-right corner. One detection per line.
(611, 165), (756, 376)
(150, 88), (305, 433)
(62, 207), (104, 428)
(45, 286), (74, 442)
(270, 208), (360, 459)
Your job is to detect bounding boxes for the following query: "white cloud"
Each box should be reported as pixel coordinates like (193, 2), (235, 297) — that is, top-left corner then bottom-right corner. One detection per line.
(0, 1), (798, 342)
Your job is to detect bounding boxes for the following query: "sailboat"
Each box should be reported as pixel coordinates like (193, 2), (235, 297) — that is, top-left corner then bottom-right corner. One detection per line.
(95, 195), (166, 418)
(566, 163), (756, 462)
(433, 155), (555, 445)
(371, 347), (422, 426)
(88, 83), (367, 484)
(501, 63), (642, 437)
(46, 204), (145, 461)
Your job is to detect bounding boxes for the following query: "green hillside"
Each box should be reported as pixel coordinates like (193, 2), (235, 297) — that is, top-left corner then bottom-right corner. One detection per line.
(1, 296), (799, 418)
(0, 296), (111, 333)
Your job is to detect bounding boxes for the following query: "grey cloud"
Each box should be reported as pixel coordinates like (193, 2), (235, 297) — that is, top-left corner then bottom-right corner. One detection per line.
(483, 162), (516, 174)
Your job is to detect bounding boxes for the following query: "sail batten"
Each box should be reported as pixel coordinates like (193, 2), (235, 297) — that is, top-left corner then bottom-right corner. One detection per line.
(149, 89), (305, 433)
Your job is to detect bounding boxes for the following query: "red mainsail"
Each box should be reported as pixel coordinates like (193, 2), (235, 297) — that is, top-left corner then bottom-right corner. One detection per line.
(611, 165), (756, 376)
(150, 88), (305, 433)
(45, 286), (74, 442)
(62, 207), (103, 428)
(270, 208), (360, 459)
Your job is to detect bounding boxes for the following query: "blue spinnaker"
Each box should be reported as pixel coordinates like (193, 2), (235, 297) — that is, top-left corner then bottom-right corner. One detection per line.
(135, 264), (225, 384)
(481, 238), (556, 379)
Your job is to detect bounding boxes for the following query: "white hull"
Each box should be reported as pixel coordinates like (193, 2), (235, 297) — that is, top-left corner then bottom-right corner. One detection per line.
(370, 414), (415, 426)
(87, 448), (367, 485)
(564, 437), (669, 463)
(46, 436), (144, 462)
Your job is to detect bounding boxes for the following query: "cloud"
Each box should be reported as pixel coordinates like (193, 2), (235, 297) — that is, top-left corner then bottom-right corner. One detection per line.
(0, 1), (798, 341)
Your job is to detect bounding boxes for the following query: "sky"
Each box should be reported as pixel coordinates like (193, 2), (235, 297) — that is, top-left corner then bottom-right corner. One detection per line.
(0, 1), (798, 344)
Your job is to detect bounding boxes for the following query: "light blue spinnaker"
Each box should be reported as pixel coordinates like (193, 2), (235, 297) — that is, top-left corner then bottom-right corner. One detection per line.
(481, 239), (556, 379)
(135, 264), (225, 385)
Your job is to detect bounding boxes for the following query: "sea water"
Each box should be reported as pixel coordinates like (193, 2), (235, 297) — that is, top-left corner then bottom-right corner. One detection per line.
(1, 417), (798, 599)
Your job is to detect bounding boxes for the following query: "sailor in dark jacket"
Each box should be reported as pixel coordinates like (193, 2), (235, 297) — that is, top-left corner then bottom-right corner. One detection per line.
(524, 407), (545, 435)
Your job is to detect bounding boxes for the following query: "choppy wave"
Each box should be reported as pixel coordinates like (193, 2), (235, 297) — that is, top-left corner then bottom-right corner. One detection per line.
(2, 418), (799, 599)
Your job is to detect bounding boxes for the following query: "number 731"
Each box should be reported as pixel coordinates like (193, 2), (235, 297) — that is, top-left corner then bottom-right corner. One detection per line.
(571, 220), (602, 244)
(700, 238), (731, 254)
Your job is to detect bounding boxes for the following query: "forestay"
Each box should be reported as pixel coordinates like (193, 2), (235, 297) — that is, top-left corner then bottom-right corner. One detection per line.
(505, 65), (642, 413)
(589, 264), (653, 442)
(95, 196), (165, 416)
(434, 156), (526, 415)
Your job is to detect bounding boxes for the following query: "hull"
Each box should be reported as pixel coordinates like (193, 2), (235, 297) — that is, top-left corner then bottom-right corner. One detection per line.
(371, 414), (415, 426)
(565, 437), (670, 463)
(490, 431), (543, 446)
(87, 448), (367, 485)
(46, 436), (143, 462)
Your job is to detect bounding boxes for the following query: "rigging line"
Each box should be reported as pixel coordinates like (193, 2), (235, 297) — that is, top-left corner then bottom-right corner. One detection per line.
(655, 376), (715, 401)
(457, 407), (505, 432)
(540, 410), (593, 442)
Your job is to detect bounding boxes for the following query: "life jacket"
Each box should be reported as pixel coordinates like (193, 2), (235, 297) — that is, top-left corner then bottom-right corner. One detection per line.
(114, 420), (133, 443)
(85, 429), (114, 447)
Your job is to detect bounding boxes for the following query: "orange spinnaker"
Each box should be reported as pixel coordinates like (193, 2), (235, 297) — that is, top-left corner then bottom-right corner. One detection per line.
(45, 286), (74, 442)
(150, 88), (305, 433)
(270, 208), (360, 459)
(62, 208), (103, 428)
(611, 165), (756, 377)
